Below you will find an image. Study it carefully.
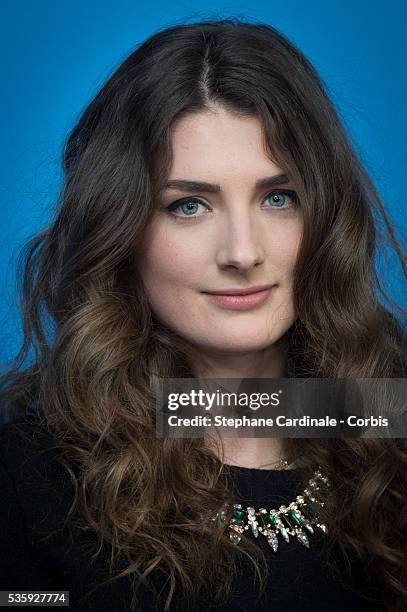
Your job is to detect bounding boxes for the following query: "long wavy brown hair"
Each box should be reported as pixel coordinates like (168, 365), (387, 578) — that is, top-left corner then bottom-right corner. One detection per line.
(1, 18), (406, 611)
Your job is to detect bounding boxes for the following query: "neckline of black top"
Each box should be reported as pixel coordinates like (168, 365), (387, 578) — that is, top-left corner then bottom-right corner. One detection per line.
(222, 464), (304, 505)
(223, 464), (298, 474)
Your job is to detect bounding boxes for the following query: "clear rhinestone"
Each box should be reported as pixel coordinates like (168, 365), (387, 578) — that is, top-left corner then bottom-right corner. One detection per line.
(275, 518), (289, 542)
(230, 531), (242, 545)
(297, 531), (310, 548)
(304, 490), (317, 502)
(251, 522), (259, 538)
(268, 533), (279, 552)
(279, 526), (289, 542)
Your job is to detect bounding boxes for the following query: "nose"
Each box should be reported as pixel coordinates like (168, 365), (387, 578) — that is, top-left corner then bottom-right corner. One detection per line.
(215, 210), (265, 272)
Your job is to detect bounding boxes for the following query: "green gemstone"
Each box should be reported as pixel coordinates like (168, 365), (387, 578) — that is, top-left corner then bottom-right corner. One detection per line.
(233, 508), (245, 520)
(288, 511), (301, 526)
(317, 483), (330, 498)
(265, 514), (276, 528)
(299, 506), (313, 521)
(232, 518), (244, 525)
(305, 500), (320, 515)
(281, 513), (296, 528)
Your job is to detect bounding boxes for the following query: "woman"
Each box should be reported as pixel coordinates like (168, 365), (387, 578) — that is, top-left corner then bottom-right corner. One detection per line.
(0, 18), (406, 612)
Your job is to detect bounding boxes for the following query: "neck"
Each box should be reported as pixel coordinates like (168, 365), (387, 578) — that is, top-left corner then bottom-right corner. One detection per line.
(188, 337), (289, 469)
(209, 437), (288, 470)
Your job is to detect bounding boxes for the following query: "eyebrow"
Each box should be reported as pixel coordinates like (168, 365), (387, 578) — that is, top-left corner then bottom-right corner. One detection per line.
(162, 173), (291, 193)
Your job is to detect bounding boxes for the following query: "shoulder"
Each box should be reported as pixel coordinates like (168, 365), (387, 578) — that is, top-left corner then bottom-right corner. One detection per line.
(0, 415), (75, 532)
(0, 413), (52, 450)
(0, 415), (78, 589)
(0, 415), (63, 484)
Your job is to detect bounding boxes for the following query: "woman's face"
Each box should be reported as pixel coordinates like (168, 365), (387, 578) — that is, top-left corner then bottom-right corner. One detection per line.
(138, 107), (303, 355)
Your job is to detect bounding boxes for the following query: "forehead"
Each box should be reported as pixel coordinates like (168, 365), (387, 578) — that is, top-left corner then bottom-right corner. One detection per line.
(168, 109), (283, 180)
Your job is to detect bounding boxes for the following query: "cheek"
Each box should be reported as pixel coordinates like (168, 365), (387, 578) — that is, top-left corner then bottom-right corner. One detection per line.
(138, 229), (208, 333)
(267, 222), (302, 275)
(139, 224), (207, 294)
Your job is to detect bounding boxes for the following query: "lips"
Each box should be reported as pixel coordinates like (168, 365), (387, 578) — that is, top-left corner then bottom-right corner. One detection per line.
(205, 284), (274, 296)
(204, 285), (275, 311)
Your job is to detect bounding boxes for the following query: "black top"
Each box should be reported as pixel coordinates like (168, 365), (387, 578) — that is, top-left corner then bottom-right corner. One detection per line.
(0, 416), (382, 611)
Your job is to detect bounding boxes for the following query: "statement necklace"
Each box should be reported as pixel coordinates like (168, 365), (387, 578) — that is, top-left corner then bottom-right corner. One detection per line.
(213, 460), (331, 552)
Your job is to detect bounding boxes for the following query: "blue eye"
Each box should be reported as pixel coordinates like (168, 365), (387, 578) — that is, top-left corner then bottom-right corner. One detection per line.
(264, 190), (298, 209)
(166, 197), (208, 218)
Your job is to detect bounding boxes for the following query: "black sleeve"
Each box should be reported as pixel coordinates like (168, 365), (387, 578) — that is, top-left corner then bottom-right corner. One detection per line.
(0, 451), (39, 591)
(0, 419), (67, 595)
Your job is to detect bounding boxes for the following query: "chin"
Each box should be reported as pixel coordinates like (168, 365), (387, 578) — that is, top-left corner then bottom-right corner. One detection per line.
(194, 331), (280, 354)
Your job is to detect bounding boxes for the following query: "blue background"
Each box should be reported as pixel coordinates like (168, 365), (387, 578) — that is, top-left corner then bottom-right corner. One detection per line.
(1, 0), (406, 366)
